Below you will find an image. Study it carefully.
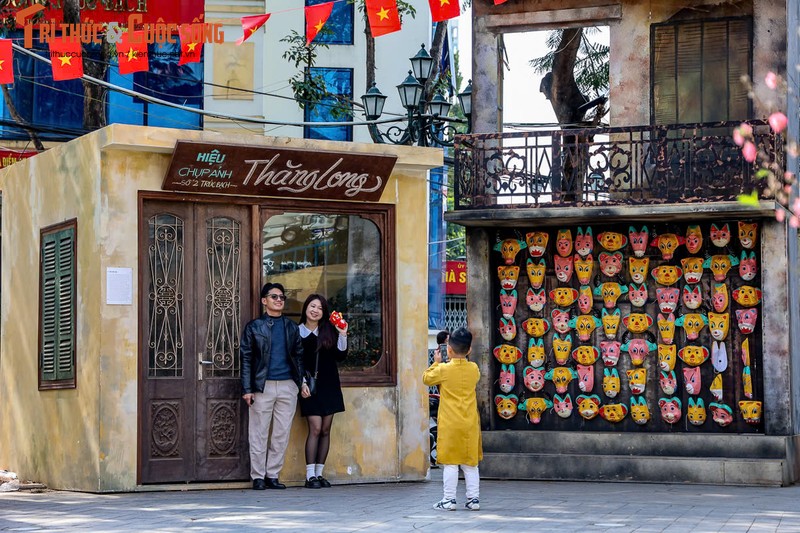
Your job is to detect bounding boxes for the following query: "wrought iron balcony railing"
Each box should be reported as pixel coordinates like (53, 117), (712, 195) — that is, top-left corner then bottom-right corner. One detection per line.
(453, 121), (783, 210)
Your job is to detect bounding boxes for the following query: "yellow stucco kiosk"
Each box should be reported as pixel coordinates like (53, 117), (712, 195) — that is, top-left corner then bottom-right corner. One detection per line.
(0, 124), (441, 492)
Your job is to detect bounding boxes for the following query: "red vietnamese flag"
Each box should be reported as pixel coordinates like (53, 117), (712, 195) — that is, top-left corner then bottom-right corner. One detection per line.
(429, 0), (459, 22)
(49, 37), (83, 81)
(0, 39), (13, 85)
(178, 25), (203, 65)
(365, 0), (401, 37)
(305, 2), (334, 45)
(236, 14), (271, 45)
(117, 31), (149, 75)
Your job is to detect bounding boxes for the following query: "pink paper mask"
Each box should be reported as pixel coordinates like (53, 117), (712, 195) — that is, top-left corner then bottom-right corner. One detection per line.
(523, 365), (545, 392)
(735, 308), (758, 334)
(574, 227), (594, 257)
(526, 287), (546, 312)
(659, 397), (682, 424)
(499, 364), (515, 393)
(628, 226), (649, 257)
(598, 251), (624, 277)
(499, 289), (518, 319)
(554, 254), (575, 283)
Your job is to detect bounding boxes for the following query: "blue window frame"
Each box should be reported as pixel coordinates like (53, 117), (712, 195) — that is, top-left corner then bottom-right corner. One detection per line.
(305, 0), (354, 45)
(304, 67), (353, 142)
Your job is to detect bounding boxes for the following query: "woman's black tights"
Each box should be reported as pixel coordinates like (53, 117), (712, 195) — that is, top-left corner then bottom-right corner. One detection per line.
(305, 414), (334, 464)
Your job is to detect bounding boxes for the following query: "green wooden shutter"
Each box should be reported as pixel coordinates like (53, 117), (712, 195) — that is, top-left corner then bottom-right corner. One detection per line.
(40, 226), (75, 384)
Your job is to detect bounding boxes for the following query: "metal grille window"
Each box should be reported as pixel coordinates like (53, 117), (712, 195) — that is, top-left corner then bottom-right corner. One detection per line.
(39, 220), (77, 390)
(651, 17), (752, 125)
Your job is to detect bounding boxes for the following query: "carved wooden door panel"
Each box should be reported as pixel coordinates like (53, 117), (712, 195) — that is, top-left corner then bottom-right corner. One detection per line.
(139, 201), (251, 484)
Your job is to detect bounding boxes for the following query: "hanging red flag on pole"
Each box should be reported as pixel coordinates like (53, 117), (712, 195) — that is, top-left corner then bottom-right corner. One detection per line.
(178, 25), (203, 65)
(236, 14), (271, 45)
(49, 37), (83, 81)
(0, 39), (14, 85)
(428, 0), (459, 22)
(305, 2), (334, 45)
(117, 31), (149, 75)
(365, 0), (402, 37)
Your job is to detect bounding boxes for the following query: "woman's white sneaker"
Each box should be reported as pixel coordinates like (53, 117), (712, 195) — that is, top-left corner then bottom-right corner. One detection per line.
(433, 498), (457, 511)
(465, 498), (480, 511)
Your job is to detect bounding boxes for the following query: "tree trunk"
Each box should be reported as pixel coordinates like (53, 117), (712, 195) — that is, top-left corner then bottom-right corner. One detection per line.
(63, 0), (107, 130)
(1, 85), (45, 151)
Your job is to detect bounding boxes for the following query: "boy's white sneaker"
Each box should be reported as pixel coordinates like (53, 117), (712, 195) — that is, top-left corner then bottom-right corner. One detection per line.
(465, 498), (480, 511)
(433, 498), (457, 511)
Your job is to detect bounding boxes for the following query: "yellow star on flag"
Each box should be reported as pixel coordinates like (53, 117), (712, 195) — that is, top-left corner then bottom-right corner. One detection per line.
(439, 0), (450, 5)
(0, 59), (4, 71)
(376, 6), (390, 20)
(315, 20), (325, 32)
(187, 42), (198, 52)
(59, 55), (72, 66)
(126, 47), (137, 62)
(249, 26), (259, 35)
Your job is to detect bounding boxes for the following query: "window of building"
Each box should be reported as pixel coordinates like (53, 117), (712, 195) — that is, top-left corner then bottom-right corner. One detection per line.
(303, 67), (353, 142)
(39, 220), (77, 390)
(651, 17), (752, 125)
(261, 201), (395, 386)
(305, 0), (354, 45)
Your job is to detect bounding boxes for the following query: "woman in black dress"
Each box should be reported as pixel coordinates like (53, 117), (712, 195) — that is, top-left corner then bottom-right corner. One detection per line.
(298, 294), (348, 489)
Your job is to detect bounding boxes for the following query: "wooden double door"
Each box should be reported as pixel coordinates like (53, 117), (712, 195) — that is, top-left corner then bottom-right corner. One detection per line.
(139, 200), (254, 484)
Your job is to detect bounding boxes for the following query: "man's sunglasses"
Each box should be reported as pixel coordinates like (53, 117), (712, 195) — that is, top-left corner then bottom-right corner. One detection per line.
(267, 294), (287, 301)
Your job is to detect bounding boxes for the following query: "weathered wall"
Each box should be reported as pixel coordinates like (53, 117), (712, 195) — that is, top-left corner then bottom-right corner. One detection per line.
(0, 124), (441, 491)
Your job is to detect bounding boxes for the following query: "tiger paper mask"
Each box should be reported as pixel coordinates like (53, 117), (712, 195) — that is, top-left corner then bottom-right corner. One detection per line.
(739, 400), (762, 425)
(602, 368), (621, 398)
(594, 282), (628, 308)
(601, 308), (621, 339)
(703, 254), (739, 282)
(495, 394), (519, 420)
(498, 266), (520, 290)
(574, 254), (595, 285)
(628, 257), (649, 284)
(630, 396), (651, 425)
(526, 258), (546, 289)
(680, 256), (704, 284)
(526, 337), (546, 367)
(525, 231), (549, 257)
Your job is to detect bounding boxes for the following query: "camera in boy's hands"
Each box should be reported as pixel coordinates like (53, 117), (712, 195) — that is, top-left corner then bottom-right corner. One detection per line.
(329, 311), (347, 330)
(439, 344), (448, 363)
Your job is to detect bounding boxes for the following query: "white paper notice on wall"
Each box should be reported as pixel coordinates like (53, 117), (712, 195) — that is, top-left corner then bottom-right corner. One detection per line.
(106, 267), (133, 305)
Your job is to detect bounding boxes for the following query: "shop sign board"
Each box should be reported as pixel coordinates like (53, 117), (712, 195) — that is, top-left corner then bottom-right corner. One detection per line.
(0, 149), (37, 169)
(445, 260), (466, 295)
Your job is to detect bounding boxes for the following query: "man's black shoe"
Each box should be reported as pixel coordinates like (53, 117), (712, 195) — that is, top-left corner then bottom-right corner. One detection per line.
(317, 476), (332, 488)
(252, 479), (267, 490)
(304, 476), (322, 489)
(265, 477), (286, 490)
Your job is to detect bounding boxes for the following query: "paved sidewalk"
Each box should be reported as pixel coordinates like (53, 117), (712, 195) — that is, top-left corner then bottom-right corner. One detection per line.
(2, 469), (800, 532)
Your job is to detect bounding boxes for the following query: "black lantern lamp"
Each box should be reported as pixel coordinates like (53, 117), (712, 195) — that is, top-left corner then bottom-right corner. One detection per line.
(457, 79), (472, 131)
(397, 71), (423, 110)
(361, 83), (387, 121)
(428, 91), (452, 119)
(409, 44), (435, 83)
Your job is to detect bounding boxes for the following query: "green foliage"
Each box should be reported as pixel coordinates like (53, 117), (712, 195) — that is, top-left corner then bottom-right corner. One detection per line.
(529, 28), (609, 99)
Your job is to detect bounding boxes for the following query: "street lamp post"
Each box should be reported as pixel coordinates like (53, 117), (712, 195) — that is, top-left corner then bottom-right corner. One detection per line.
(361, 44), (472, 147)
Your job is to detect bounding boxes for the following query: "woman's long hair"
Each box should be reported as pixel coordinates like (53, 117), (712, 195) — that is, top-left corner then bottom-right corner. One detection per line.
(300, 294), (337, 351)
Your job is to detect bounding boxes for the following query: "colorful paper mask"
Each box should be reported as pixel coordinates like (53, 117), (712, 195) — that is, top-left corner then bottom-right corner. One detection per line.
(527, 338), (546, 367)
(599, 251), (624, 277)
(687, 397), (707, 426)
(651, 233), (684, 260)
(656, 287), (680, 313)
(577, 285), (594, 314)
(498, 317), (517, 341)
(556, 228), (573, 257)
(659, 397), (682, 424)
(599, 403), (628, 423)
(552, 334), (573, 365)
(739, 251), (758, 281)
(600, 341), (621, 367)
(526, 258), (546, 289)
(526, 287), (547, 312)
(574, 254), (594, 285)
(597, 231), (627, 252)
(545, 366), (578, 394)
(568, 314), (602, 341)
(743, 366), (753, 399)
(680, 256), (704, 284)
(735, 308), (758, 334)
(523, 398), (553, 424)
(553, 394), (574, 418)
(623, 312), (653, 334)
(685, 225), (703, 254)
(630, 396), (651, 425)
(550, 287), (578, 308)
(575, 227), (594, 257)
(739, 400), (762, 425)
(550, 309), (571, 335)
(622, 337), (656, 366)
(628, 283), (648, 308)
(493, 344), (522, 364)
(495, 238), (526, 265)
(659, 370), (677, 395)
(711, 341), (728, 373)
(741, 338), (751, 366)
(708, 312), (730, 341)
(498, 266), (520, 290)
(601, 308), (621, 339)
(602, 368), (621, 398)
(657, 314), (677, 345)
(576, 394), (602, 420)
(594, 282), (628, 308)
(657, 343), (677, 371)
(554, 254), (575, 283)
(710, 373), (723, 401)
(678, 345), (709, 367)
(523, 366), (545, 392)
(710, 223), (731, 247)
(573, 345), (600, 365)
(577, 364), (595, 393)
(738, 221), (758, 250)
(681, 285), (703, 310)
(732, 285), (762, 307)
(675, 313), (708, 341)
(709, 402), (734, 427)
(525, 231), (548, 257)
(499, 289), (518, 319)
(628, 257), (649, 284)
(522, 317), (551, 338)
(704, 254), (739, 282)
(651, 265), (683, 286)
(711, 283), (729, 313)
(495, 394), (519, 419)
(627, 367), (647, 394)
(683, 366), (701, 395)
(499, 364), (515, 393)
(628, 226), (649, 258)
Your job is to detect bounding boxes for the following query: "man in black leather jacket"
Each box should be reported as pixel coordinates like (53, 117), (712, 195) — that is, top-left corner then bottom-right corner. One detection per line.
(241, 282), (310, 490)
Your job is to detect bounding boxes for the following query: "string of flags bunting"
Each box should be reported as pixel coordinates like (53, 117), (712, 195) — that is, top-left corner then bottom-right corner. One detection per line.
(0, 0), (460, 83)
